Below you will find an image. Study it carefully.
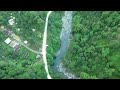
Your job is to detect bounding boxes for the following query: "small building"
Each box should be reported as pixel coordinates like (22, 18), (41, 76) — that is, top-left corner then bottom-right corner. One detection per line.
(24, 40), (28, 44)
(11, 33), (20, 41)
(4, 37), (20, 52)
(9, 41), (19, 48)
(4, 38), (12, 44)
(13, 45), (20, 51)
(36, 54), (42, 59)
(9, 41), (20, 51)
(4, 29), (13, 36)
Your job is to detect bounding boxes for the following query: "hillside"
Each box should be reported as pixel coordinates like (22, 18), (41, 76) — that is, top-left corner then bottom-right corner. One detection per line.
(1, 11), (120, 79)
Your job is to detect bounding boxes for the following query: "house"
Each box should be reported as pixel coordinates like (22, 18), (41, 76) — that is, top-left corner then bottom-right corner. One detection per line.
(13, 45), (20, 51)
(10, 40), (20, 51)
(4, 29), (13, 36)
(4, 37), (20, 51)
(11, 33), (20, 41)
(9, 40), (19, 48)
(4, 38), (12, 44)
(24, 40), (28, 44)
(3, 27), (21, 52)
(9, 40), (20, 51)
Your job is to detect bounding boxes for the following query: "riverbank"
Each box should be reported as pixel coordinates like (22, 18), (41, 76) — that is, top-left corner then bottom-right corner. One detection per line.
(52, 11), (77, 79)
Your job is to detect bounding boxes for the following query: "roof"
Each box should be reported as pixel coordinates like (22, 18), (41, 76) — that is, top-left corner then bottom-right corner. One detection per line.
(4, 38), (11, 44)
(14, 45), (20, 51)
(9, 41), (19, 48)
(24, 40), (28, 44)
(4, 29), (13, 35)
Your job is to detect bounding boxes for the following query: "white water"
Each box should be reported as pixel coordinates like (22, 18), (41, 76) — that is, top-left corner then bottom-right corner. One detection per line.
(58, 63), (76, 79)
(53, 11), (77, 79)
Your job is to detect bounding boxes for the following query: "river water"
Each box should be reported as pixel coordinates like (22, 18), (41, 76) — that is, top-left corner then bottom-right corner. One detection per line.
(52, 11), (77, 79)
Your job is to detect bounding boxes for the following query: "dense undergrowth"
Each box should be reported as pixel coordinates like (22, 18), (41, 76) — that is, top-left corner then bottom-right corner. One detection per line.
(63, 11), (120, 79)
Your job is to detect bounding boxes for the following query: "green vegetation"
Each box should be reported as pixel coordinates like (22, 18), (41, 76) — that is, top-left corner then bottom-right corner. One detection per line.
(1, 11), (120, 79)
(63, 11), (120, 79)
(0, 11), (63, 79)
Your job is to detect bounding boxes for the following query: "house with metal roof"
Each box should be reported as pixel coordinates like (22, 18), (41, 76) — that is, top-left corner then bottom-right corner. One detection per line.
(4, 37), (12, 44)
(4, 37), (21, 51)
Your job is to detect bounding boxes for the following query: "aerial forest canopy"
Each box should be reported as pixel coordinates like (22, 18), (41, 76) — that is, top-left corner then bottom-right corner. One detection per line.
(0, 11), (120, 79)
(63, 11), (120, 79)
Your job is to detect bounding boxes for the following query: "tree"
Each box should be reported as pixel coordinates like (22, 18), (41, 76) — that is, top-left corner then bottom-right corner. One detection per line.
(80, 72), (90, 79)
(102, 47), (110, 57)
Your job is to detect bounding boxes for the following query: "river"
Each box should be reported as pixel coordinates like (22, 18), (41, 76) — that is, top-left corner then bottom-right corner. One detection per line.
(52, 11), (77, 79)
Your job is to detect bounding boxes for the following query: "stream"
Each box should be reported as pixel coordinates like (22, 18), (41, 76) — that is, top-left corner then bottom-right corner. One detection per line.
(52, 11), (77, 79)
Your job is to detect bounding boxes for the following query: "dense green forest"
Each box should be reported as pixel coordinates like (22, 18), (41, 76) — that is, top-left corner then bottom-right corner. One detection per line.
(63, 11), (120, 79)
(0, 11), (63, 79)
